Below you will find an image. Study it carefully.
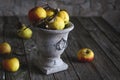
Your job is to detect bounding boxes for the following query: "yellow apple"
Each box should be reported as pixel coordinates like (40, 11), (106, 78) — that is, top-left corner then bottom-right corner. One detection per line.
(28, 6), (47, 22)
(77, 48), (94, 62)
(2, 57), (20, 72)
(48, 16), (65, 30)
(46, 9), (55, 17)
(17, 24), (32, 39)
(0, 42), (11, 54)
(57, 10), (69, 25)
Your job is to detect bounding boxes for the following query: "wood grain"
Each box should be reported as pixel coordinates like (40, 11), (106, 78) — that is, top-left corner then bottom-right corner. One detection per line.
(0, 16), (120, 80)
(77, 17), (120, 80)
(0, 16), (5, 80)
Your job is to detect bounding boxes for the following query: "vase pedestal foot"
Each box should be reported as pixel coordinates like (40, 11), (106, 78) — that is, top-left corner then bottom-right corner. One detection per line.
(39, 62), (68, 75)
(34, 58), (68, 75)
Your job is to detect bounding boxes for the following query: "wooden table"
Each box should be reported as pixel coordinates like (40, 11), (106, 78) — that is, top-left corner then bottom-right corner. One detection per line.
(0, 16), (120, 80)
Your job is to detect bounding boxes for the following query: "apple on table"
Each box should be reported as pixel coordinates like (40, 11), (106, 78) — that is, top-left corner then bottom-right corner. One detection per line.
(2, 57), (20, 72)
(17, 24), (32, 39)
(77, 48), (94, 62)
(0, 42), (11, 54)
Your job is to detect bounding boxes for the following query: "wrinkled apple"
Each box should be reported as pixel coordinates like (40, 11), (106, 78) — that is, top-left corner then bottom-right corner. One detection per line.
(2, 57), (20, 72)
(0, 42), (11, 54)
(28, 6), (47, 22)
(48, 16), (65, 30)
(77, 48), (94, 62)
(17, 24), (32, 39)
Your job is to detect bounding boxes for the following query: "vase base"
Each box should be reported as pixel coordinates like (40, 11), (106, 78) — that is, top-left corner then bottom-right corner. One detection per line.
(35, 62), (68, 75)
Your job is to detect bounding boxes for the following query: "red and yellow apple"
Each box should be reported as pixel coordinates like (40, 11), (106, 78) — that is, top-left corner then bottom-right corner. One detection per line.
(28, 6), (47, 22)
(0, 42), (11, 54)
(77, 48), (94, 62)
(2, 57), (20, 72)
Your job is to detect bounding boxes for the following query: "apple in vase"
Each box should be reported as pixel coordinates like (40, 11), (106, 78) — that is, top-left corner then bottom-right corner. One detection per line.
(28, 6), (47, 23)
(47, 10), (70, 30)
(28, 5), (70, 30)
(77, 48), (94, 62)
(57, 10), (70, 25)
(48, 16), (65, 30)
(46, 9), (55, 17)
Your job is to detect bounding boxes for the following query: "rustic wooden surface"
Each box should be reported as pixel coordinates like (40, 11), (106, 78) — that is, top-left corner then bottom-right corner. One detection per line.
(0, 16), (120, 80)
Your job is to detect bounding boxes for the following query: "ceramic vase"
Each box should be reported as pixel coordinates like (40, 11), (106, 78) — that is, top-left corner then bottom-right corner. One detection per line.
(34, 22), (74, 74)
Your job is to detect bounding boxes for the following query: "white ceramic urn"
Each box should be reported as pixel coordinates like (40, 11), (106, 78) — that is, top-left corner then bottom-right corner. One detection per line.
(34, 22), (74, 75)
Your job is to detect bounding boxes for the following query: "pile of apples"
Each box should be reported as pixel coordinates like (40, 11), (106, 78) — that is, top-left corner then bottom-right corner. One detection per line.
(0, 42), (20, 72)
(28, 4), (70, 30)
(16, 5), (70, 40)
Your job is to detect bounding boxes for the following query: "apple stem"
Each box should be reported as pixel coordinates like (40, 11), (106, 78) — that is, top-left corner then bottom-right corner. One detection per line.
(29, 4), (59, 29)
(44, 4), (52, 9)
(17, 22), (23, 29)
(34, 8), (59, 28)
(86, 50), (90, 54)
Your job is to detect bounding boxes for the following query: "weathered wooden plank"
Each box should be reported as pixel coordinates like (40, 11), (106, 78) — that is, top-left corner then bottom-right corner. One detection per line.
(90, 17), (120, 70)
(61, 17), (103, 80)
(91, 17), (120, 50)
(1, 16), (120, 80)
(0, 13), (4, 42)
(0, 16), (4, 42)
(77, 17), (120, 80)
(102, 11), (120, 33)
(0, 14), (5, 80)
(3, 16), (31, 80)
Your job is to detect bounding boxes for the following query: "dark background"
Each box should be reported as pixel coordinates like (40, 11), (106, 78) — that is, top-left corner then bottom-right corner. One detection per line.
(0, 0), (120, 32)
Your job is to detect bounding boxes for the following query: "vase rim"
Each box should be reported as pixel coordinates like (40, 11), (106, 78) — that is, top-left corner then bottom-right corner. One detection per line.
(37, 22), (74, 33)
